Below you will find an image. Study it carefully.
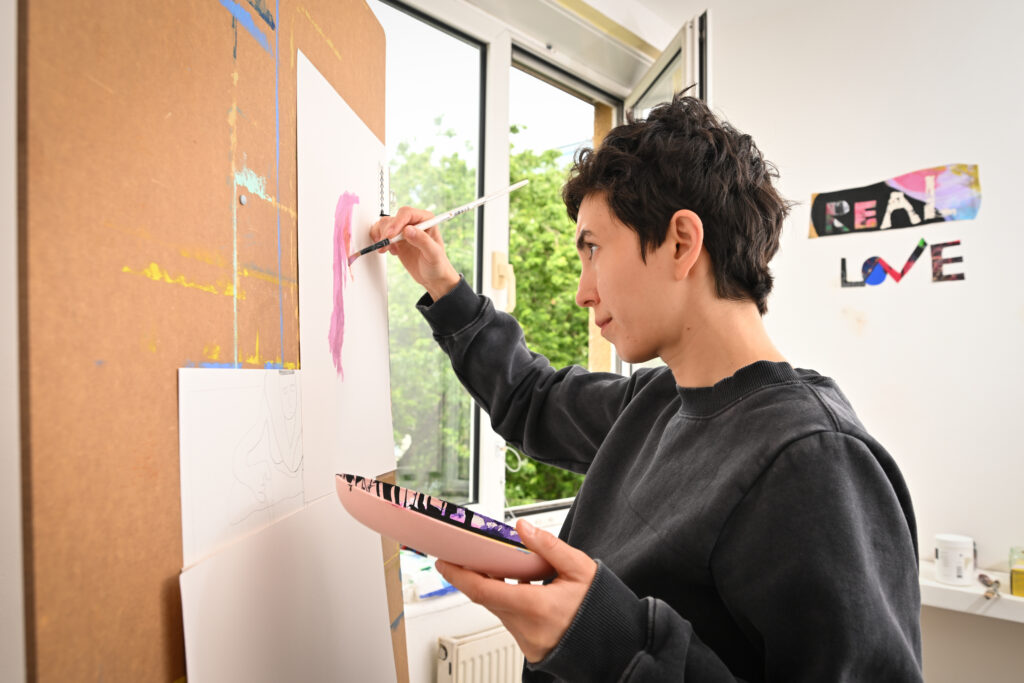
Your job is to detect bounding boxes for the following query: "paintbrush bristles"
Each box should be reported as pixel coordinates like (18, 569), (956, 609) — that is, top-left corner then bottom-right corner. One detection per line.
(348, 235), (398, 264)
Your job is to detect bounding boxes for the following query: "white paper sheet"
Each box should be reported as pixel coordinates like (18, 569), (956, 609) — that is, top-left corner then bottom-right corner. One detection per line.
(178, 368), (306, 567)
(179, 495), (397, 683)
(297, 49), (396, 500)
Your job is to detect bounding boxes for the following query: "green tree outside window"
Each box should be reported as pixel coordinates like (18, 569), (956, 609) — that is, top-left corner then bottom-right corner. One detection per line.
(389, 122), (587, 507)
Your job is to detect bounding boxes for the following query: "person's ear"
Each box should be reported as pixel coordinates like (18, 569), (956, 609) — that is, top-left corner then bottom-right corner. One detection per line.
(667, 210), (704, 280)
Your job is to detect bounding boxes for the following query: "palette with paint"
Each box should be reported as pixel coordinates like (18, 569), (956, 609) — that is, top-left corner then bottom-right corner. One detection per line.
(335, 473), (554, 581)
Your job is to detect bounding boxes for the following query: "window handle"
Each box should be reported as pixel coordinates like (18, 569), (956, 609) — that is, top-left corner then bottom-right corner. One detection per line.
(491, 251), (516, 313)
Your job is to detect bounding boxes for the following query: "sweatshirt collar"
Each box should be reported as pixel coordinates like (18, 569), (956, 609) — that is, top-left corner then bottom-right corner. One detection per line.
(674, 361), (810, 417)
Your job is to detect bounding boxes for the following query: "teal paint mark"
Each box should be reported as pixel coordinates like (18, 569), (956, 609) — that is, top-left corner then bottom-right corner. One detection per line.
(263, 361), (284, 369)
(247, 0), (276, 29)
(389, 610), (404, 631)
(235, 167), (272, 202)
(218, 0), (272, 54)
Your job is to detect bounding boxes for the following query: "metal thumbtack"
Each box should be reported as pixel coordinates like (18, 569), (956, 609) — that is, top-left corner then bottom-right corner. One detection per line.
(978, 573), (1001, 600)
(239, 194), (247, 205)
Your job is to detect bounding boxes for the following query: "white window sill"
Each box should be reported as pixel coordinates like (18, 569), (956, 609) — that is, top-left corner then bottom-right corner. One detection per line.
(406, 542), (1024, 626)
(919, 560), (1024, 624)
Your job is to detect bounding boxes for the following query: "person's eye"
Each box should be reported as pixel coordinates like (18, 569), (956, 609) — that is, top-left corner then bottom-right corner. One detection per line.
(586, 243), (598, 260)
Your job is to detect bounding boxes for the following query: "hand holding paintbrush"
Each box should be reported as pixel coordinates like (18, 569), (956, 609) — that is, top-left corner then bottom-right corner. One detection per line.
(357, 180), (528, 301)
(368, 206), (462, 301)
(350, 180), (528, 265)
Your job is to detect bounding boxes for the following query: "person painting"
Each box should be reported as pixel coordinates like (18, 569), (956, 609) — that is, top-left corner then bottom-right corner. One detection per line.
(370, 93), (923, 682)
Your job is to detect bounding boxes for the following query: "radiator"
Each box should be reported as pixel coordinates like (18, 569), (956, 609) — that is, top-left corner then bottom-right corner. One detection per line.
(436, 624), (524, 683)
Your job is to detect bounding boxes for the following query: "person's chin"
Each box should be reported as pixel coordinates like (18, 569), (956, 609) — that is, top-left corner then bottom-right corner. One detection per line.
(613, 345), (657, 366)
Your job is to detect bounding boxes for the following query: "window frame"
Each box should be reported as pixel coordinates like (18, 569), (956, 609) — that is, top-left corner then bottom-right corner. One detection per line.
(618, 11), (709, 377)
(502, 55), (620, 514)
(624, 11), (709, 117)
(380, 1), (703, 519)
(378, 0), (512, 519)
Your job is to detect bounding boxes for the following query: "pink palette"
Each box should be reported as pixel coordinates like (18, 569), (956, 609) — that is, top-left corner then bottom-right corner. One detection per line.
(335, 474), (554, 581)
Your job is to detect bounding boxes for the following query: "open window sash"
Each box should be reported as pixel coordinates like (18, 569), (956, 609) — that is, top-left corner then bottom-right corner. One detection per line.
(609, 11), (708, 377)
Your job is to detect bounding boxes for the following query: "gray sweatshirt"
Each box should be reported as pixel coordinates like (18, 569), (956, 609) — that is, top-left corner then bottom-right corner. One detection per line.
(419, 279), (923, 682)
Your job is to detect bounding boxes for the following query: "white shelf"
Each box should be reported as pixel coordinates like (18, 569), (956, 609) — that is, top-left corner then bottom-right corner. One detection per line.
(407, 556), (1024, 624)
(919, 560), (1024, 624)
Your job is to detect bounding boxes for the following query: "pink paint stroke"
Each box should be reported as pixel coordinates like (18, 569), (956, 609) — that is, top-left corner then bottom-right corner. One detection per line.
(329, 192), (359, 378)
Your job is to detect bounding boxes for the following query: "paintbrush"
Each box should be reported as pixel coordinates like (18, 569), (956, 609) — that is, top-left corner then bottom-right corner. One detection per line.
(348, 179), (529, 265)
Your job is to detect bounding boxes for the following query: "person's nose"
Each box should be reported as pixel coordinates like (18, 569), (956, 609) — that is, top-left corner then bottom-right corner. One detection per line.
(576, 266), (598, 308)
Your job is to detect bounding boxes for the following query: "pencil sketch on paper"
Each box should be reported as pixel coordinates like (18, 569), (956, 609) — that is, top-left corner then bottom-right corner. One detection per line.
(329, 192), (359, 378)
(229, 370), (305, 525)
(178, 368), (307, 567)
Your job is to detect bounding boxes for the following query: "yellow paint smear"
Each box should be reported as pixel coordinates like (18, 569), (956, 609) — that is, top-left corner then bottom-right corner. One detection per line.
(241, 266), (297, 289)
(121, 256), (293, 291)
(297, 6), (345, 63)
(122, 262), (242, 299)
(180, 247), (228, 268)
(948, 163), (982, 194)
(245, 332), (262, 366)
(175, 248), (294, 289)
(239, 331), (298, 369)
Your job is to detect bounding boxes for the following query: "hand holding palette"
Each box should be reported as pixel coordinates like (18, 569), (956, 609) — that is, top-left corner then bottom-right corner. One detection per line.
(335, 474), (554, 581)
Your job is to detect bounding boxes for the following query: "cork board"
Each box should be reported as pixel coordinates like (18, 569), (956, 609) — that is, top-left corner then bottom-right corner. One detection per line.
(19, 1), (403, 680)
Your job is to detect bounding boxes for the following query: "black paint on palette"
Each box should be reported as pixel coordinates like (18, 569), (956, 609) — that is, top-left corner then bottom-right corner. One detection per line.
(341, 474), (527, 550)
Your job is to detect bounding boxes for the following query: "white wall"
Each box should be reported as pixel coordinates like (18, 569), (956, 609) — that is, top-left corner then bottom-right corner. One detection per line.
(1, 0), (25, 680)
(705, 0), (1022, 575)
(693, 0), (1024, 679)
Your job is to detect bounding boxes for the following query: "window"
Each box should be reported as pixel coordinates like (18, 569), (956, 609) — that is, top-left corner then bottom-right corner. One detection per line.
(503, 67), (596, 507)
(370, 1), (483, 503)
(630, 51), (682, 119)
(627, 13), (706, 120)
(366, 1), (700, 518)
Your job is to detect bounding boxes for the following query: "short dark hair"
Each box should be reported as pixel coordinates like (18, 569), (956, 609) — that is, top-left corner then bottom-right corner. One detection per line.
(562, 93), (793, 315)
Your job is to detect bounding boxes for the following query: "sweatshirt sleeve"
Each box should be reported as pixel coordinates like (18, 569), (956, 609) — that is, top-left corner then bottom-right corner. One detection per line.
(527, 562), (739, 682)
(417, 278), (643, 472)
(530, 431), (923, 683)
